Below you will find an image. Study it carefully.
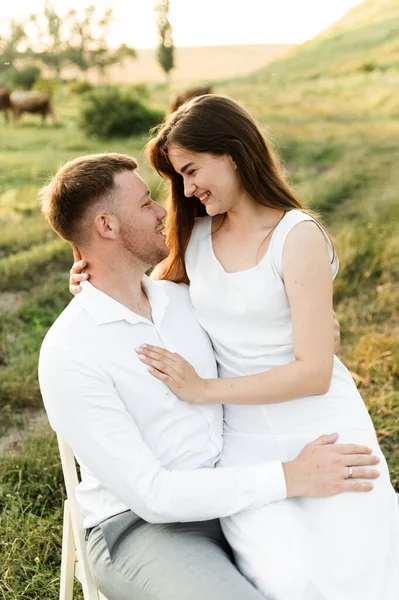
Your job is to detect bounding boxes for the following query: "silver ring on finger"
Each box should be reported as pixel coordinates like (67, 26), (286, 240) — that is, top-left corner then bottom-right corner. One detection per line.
(347, 465), (353, 479)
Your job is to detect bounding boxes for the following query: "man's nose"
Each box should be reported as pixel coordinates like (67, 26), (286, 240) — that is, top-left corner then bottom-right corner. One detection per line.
(158, 203), (167, 219)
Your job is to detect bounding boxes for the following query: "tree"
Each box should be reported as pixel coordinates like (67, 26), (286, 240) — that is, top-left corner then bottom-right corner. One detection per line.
(28, 1), (74, 79)
(0, 19), (29, 74)
(0, 4), (136, 84)
(92, 43), (137, 82)
(68, 6), (136, 81)
(155, 0), (175, 81)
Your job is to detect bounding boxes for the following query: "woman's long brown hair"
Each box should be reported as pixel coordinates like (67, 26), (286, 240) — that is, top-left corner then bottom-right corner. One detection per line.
(146, 94), (330, 284)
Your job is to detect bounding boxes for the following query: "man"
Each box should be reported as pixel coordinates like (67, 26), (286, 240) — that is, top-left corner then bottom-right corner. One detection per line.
(38, 153), (379, 600)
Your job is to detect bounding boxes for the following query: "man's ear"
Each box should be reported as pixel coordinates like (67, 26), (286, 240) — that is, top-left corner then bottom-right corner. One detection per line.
(94, 213), (118, 240)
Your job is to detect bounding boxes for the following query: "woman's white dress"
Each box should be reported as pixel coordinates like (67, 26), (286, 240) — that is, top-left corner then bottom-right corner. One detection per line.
(185, 209), (399, 600)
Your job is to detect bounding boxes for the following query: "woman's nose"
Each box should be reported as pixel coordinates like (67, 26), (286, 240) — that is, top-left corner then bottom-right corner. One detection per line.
(183, 179), (196, 197)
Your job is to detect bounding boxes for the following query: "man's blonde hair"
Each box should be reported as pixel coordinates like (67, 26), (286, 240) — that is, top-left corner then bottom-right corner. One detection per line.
(40, 153), (138, 244)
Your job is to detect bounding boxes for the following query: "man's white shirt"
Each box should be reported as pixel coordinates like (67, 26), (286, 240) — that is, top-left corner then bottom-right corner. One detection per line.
(39, 277), (286, 527)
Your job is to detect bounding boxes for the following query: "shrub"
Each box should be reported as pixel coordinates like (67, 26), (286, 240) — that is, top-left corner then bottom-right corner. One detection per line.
(128, 83), (149, 100)
(80, 87), (163, 139)
(357, 62), (377, 73)
(32, 76), (58, 95)
(69, 79), (93, 95)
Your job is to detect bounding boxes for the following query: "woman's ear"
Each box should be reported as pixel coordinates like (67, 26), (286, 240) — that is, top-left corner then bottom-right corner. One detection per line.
(228, 155), (238, 170)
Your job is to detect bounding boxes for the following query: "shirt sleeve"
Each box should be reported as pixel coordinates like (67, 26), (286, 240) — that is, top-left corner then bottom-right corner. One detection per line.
(39, 343), (287, 524)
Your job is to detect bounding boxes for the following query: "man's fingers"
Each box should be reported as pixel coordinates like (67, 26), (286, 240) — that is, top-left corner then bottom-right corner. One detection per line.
(313, 433), (339, 446)
(334, 444), (373, 455)
(342, 481), (374, 493)
(342, 454), (380, 467)
(349, 467), (380, 479)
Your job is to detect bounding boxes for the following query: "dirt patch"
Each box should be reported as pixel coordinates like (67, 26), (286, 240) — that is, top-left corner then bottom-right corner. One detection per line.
(0, 408), (50, 454)
(0, 291), (23, 313)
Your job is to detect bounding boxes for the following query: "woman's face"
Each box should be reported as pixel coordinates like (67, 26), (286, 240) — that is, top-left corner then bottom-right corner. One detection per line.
(167, 143), (243, 216)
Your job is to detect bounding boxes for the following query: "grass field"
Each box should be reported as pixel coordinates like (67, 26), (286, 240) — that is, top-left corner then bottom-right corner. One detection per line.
(1, 0), (398, 597)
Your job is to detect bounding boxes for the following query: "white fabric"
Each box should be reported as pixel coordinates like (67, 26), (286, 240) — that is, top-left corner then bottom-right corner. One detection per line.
(185, 209), (399, 600)
(39, 277), (286, 528)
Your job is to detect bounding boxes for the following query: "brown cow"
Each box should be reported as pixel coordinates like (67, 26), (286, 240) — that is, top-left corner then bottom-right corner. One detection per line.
(0, 88), (11, 124)
(10, 91), (56, 126)
(169, 86), (213, 113)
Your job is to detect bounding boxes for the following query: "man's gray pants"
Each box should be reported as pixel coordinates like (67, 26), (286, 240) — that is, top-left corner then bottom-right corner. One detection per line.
(86, 510), (266, 600)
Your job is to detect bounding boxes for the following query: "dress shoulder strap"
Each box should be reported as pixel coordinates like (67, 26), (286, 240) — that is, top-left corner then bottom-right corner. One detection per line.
(269, 209), (339, 279)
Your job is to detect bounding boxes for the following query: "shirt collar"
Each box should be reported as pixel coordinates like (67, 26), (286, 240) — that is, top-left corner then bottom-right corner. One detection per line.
(78, 276), (170, 326)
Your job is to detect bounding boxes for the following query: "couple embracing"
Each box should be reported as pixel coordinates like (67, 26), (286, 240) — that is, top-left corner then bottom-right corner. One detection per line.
(39, 95), (399, 600)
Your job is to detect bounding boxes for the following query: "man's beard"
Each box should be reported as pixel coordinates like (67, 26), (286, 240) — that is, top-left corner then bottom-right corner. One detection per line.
(119, 223), (169, 268)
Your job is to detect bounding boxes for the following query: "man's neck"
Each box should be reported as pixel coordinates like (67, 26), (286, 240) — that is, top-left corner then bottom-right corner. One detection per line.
(82, 253), (153, 321)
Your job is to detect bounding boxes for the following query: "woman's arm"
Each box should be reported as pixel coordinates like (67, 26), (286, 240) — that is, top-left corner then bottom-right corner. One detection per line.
(138, 221), (336, 405)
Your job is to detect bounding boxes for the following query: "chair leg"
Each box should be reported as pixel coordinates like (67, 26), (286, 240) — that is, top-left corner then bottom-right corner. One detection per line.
(60, 500), (76, 600)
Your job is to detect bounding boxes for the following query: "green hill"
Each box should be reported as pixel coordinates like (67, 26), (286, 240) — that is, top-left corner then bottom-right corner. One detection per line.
(252, 0), (399, 80)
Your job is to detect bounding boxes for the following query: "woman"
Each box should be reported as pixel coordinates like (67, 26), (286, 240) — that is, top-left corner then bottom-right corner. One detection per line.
(70, 95), (399, 599)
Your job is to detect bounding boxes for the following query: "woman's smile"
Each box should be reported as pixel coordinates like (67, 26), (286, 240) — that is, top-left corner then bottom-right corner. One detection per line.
(197, 191), (211, 204)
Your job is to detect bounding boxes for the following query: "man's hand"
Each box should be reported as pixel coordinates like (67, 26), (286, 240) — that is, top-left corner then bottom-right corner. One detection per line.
(333, 311), (340, 354)
(283, 433), (380, 498)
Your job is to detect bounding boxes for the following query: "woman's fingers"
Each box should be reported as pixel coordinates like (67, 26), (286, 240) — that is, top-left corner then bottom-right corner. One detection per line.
(136, 345), (179, 364)
(70, 259), (87, 275)
(71, 243), (82, 263)
(136, 346), (179, 369)
(148, 368), (176, 388)
(138, 344), (178, 359)
(71, 273), (88, 285)
(69, 265), (88, 296)
(138, 353), (179, 378)
(70, 284), (82, 295)
(69, 273), (88, 295)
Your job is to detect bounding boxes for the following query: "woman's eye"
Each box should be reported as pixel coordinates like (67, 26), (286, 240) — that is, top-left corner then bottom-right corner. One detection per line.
(187, 169), (196, 175)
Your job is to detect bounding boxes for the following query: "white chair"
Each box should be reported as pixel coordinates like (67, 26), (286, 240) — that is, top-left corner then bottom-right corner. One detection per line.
(57, 434), (109, 600)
